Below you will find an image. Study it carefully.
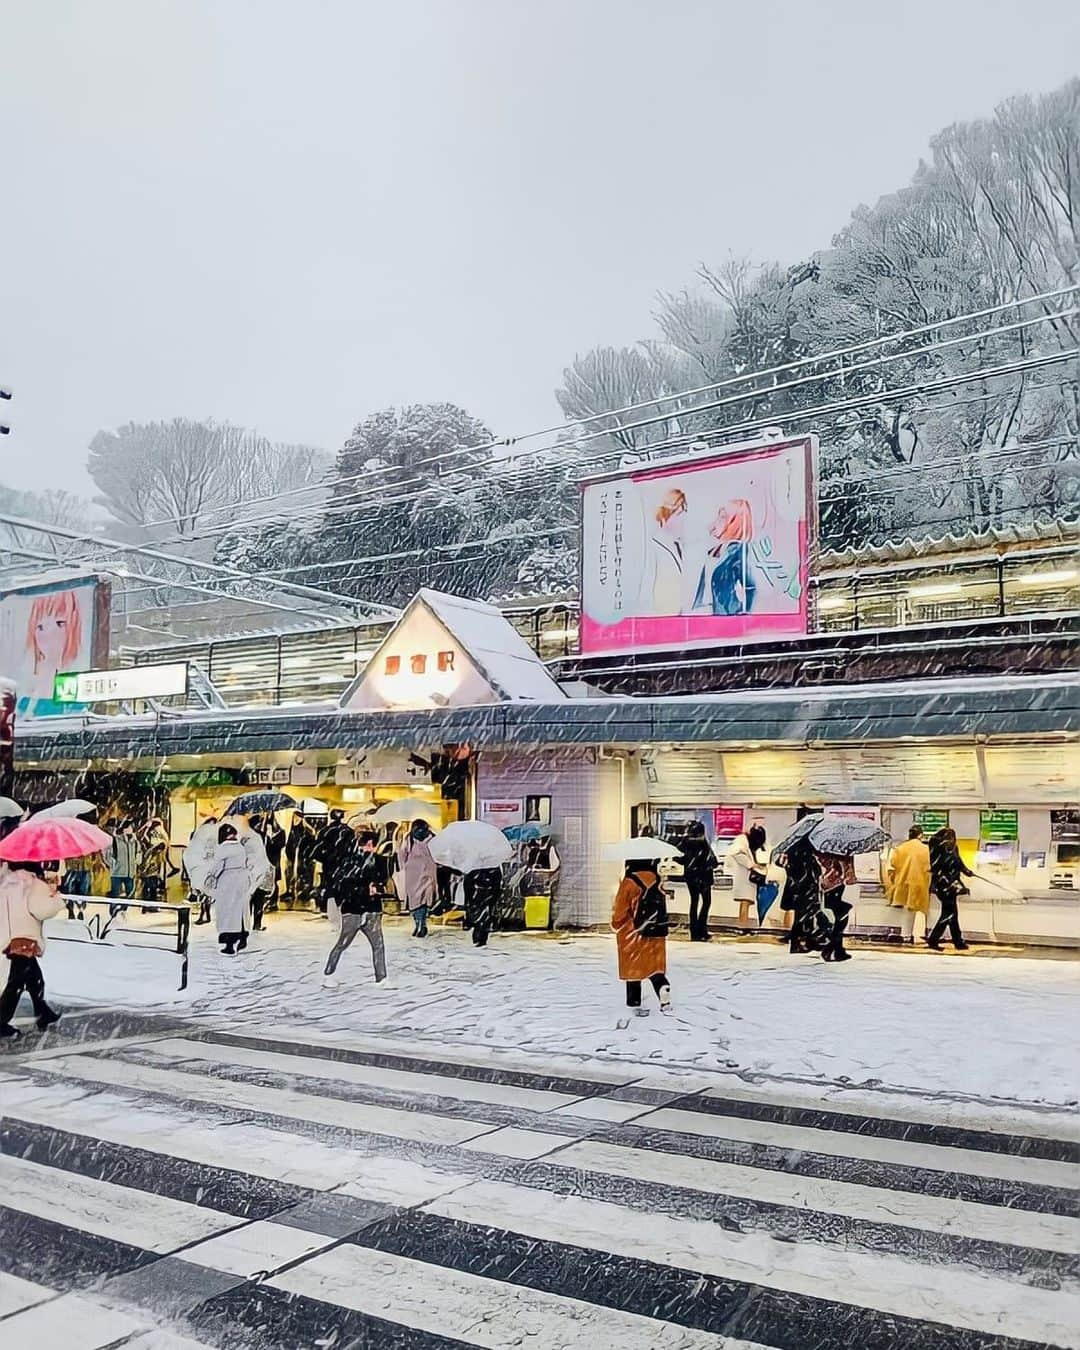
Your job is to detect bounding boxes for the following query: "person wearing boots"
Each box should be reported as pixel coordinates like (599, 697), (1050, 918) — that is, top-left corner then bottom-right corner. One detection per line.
(397, 820), (437, 937)
(0, 861), (63, 1038)
(612, 858), (672, 1017)
(679, 821), (718, 941)
(284, 812), (314, 907)
(927, 827), (975, 950)
(322, 830), (388, 986)
(206, 823), (253, 956)
(313, 809), (354, 916)
(781, 837), (819, 953)
(815, 850), (857, 962)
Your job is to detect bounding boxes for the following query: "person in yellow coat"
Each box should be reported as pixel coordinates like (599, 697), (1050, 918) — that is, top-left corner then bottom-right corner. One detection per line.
(887, 824), (932, 945)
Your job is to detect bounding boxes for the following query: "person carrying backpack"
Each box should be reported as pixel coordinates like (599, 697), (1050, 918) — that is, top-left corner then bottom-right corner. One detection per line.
(612, 859), (672, 1017)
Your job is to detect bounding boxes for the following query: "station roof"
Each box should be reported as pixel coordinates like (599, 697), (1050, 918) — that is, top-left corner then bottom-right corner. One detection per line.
(15, 673), (1078, 767)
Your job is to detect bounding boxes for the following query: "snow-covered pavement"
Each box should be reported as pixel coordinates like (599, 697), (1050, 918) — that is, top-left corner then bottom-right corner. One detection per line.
(0, 1001), (1077, 1349)
(34, 910), (1080, 1110)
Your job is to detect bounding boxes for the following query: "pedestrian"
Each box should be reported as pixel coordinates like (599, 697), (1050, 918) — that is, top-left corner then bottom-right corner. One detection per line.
(62, 848), (93, 920)
(206, 823), (254, 956)
(251, 813), (286, 910)
(322, 829), (388, 986)
(887, 825), (932, 945)
(312, 808), (354, 915)
(612, 858), (672, 1016)
(397, 819), (437, 937)
(106, 819), (140, 901)
(724, 823), (768, 928)
(284, 812), (313, 907)
(927, 827), (975, 951)
(463, 866), (500, 947)
(781, 836), (819, 953)
(137, 819), (169, 904)
(247, 816), (279, 930)
(678, 821), (717, 941)
(0, 861), (63, 1038)
(815, 850), (857, 962)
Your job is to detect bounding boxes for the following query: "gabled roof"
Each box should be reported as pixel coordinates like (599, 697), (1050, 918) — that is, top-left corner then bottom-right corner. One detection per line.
(339, 588), (567, 709)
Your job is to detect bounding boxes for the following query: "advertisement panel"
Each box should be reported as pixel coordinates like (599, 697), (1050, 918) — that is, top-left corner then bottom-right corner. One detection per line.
(580, 436), (814, 655)
(0, 575), (110, 719)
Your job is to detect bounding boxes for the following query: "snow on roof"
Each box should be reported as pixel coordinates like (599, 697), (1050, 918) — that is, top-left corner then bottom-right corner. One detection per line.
(820, 519), (1079, 570)
(417, 589), (567, 702)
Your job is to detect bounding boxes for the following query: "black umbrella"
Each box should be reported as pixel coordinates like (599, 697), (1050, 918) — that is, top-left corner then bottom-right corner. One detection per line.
(809, 817), (891, 856)
(224, 790), (296, 818)
(770, 814), (823, 859)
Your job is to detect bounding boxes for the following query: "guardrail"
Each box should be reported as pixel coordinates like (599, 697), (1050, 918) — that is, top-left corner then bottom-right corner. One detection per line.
(51, 894), (191, 991)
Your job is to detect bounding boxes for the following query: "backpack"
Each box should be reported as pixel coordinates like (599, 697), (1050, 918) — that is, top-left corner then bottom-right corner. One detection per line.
(630, 872), (670, 938)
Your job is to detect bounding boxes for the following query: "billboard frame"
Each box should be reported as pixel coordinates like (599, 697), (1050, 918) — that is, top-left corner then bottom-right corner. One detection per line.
(577, 433), (818, 658)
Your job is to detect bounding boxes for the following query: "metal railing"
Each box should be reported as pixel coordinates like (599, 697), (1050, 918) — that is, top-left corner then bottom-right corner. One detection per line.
(51, 894), (191, 991)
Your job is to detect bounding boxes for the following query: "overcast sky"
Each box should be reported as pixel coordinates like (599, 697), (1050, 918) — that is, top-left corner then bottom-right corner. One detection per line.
(1, 0), (1077, 495)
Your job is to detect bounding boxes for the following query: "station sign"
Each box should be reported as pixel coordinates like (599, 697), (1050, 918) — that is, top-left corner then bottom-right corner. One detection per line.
(54, 662), (188, 705)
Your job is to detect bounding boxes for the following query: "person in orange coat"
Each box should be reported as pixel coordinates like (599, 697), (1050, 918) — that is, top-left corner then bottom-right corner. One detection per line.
(612, 859), (672, 1017)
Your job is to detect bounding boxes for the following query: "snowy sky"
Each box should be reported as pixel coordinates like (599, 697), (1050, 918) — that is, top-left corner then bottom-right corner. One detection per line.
(1, 0), (1078, 495)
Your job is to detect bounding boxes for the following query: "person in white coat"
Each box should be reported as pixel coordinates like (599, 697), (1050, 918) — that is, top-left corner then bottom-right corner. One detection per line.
(0, 862), (63, 1037)
(724, 823), (768, 927)
(207, 823), (255, 956)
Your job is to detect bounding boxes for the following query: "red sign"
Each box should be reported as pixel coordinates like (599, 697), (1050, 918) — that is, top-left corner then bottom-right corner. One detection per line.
(713, 807), (744, 836)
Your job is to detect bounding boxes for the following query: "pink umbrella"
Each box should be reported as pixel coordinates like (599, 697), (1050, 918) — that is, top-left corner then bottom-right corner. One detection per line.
(0, 817), (112, 862)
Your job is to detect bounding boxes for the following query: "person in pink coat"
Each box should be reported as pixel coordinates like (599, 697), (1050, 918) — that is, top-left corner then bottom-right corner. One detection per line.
(397, 820), (438, 938)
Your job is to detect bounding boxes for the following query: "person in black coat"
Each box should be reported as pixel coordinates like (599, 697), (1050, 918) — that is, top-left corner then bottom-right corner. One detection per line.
(780, 837), (819, 954)
(678, 821), (718, 941)
(322, 830), (388, 985)
(463, 867), (500, 947)
(284, 813), (315, 906)
(312, 810), (354, 915)
(927, 827), (975, 950)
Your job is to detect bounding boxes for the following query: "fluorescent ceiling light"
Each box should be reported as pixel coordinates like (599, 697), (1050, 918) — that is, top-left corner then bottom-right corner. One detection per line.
(908, 582), (962, 598)
(817, 595), (849, 611)
(1017, 569), (1077, 586)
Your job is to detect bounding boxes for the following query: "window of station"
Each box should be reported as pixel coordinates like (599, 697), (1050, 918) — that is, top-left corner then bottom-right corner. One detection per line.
(1002, 557), (1080, 615)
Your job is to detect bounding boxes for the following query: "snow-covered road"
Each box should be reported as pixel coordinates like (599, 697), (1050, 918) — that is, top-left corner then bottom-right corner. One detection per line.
(35, 911), (1080, 1112)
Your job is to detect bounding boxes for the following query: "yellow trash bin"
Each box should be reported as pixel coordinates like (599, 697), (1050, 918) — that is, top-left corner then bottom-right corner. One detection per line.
(524, 894), (550, 930)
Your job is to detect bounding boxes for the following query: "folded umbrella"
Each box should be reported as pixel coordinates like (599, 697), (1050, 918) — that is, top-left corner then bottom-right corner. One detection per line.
(224, 790), (295, 817)
(756, 861), (788, 922)
(0, 817), (112, 862)
(602, 836), (684, 862)
(428, 820), (513, 872)
(36, 798), (97, 820)
(808, 817), (891, 856)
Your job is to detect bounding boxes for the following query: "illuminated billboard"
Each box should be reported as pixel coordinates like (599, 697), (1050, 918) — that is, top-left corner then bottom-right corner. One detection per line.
(0, 575), (111, 719)
(580, 436), (814, 655)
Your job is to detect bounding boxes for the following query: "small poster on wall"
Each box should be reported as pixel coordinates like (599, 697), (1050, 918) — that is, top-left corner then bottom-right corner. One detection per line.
(914, 808), (949, 833)
(713, 806), (744, 837)
(1050, 809), (1080, 842)
(524, 795), (551, 826)
(480, 798), (524, 831)
(979, 809), (1018, 842)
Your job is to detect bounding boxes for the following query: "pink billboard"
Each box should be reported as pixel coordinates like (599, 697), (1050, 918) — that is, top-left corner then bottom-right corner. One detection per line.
(580, 437), (814, 655)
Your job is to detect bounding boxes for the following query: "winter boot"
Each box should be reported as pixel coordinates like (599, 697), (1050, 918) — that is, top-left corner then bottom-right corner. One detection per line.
(658, 985), (673, 1014)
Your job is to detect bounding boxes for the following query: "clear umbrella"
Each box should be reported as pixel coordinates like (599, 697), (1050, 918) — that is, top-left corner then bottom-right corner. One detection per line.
(602, 836), (684, 862)
(371, 799), (441, 825)
(36, 798), (97, 820)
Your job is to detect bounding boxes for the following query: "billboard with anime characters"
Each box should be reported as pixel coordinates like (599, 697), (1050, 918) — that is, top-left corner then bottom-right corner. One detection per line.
(0, 575), (111, 719)
(580, 435), (815, 655)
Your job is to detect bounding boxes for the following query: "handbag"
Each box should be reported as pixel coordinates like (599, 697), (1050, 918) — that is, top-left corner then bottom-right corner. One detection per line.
(4, 937), (42, 959)
(748, 868), (767, 887)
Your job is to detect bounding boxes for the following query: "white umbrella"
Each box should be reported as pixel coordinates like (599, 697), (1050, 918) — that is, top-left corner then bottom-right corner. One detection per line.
(428, 820), (512, 872)
(603, 836), (684, 862)
(36, 798), (97, 820)
(301, 798), (329, 816)
(371, 799), (441, 826)
(0, 797), (24, 821)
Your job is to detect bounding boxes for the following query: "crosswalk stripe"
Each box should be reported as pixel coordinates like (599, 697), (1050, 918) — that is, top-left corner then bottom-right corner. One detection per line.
(678, 1089), (1080, 1161)
(0, 1154), (238, 1254)
(178, 1219), (337, 1279)
(687, 1078), (1080, 1146)
(0, 1270), (54, 1319)
(140, 1036), (590, 1113)
(30, 1054), (501, 1148)
(0, 1291), (147, 1349)
(419, 1182), (1080, 1347)
(640, 1104), (1080, 1189)
(270, 1240), (742, 1349)
(548, 1137), (1080, 1255)
(0, 1075), (472, 1209)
